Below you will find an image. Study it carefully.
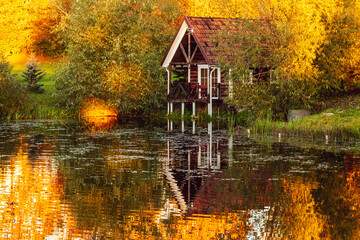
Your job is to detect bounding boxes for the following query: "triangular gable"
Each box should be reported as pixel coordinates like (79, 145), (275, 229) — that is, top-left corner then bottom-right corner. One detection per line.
(161, 16), (211, 67)
(162, 16), (248, 68)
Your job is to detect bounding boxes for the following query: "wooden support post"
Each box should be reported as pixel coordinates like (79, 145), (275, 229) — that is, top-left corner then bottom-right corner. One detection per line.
(208, 121), (212, 135)
(208, 68), (215, 118)
(181, 102), (185, 116)
(170, 102), (173, 132)
(167, 68), (171, 95)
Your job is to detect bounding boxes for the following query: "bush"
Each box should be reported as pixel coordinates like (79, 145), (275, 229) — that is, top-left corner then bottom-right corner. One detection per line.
(0, 56), (28, 118)
(54, 0), (181, 115)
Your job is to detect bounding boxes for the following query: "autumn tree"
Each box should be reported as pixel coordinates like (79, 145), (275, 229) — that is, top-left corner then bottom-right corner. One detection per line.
(215, 17), (318, 120)
(54, 0), (182, 114)
(0, 0), (68, 59)
(30, 0), (68, 56)
(178, 0), (261, 18)
(315, 0), (360, 94)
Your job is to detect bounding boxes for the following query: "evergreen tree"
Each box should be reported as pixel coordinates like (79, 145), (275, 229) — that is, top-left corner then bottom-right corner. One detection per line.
(21, 57), (46, 93)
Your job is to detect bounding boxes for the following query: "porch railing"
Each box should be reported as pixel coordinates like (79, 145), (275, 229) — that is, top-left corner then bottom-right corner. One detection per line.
(167, 82), (224, 101)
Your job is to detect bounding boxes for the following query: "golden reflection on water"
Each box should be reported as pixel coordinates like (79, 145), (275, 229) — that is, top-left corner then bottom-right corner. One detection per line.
(0, 139), (83, 239)
(279, 167), (360, 239)
(1, 126), (360, 239)
(119, 201), (248, 239)
(81, 98), (118, 130)
(279, 177), (328, 239)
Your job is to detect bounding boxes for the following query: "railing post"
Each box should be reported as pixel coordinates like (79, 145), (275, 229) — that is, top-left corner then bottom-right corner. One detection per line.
(218, 83), (221, 99)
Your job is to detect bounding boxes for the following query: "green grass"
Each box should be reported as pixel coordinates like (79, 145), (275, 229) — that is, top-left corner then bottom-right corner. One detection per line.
(253, 107), (360, 139)
(4, 62), (72, 120)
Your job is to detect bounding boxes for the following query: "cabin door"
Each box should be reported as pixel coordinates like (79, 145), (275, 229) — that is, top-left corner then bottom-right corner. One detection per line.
(198, 65), (208, 99)
(198, 65), (221, 99)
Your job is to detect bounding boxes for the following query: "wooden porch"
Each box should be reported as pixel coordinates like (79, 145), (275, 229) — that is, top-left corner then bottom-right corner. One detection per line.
(167, 82), (225, 103)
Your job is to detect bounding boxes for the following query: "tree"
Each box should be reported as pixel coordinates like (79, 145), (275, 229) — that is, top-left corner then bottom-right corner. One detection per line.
(0, 0), (68, 58)
(30, 0), (67, 56)
(315, 0), (360, 94)
(215, 18), (318, 120)
(55, 0), (182, 115)
(21, 56), (46, 93)
(178, 0), (260, 18)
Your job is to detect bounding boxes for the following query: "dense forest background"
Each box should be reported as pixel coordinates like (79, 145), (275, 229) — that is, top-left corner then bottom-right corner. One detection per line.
(0, 0), (359, 119)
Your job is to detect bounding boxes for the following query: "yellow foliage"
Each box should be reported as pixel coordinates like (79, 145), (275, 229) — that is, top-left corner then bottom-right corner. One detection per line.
(179, 0), (359, 81)
(0, 0), (54, 57)
(81, 98), (118, 129)
(179, 0), (260, 18)
(0, 139), (82, 239)
(280, 177), (329, 239)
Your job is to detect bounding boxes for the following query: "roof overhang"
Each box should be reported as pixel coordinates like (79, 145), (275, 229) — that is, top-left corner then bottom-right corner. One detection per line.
(162, 16), (213, 67)
(161, 19), (189, 68)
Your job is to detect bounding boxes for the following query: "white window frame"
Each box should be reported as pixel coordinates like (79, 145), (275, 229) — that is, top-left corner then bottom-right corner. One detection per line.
(198, 65), (209, 98)
(243, 69), (254, 84)
(198, 65), (221, 99)
(211, 67), (221, 99)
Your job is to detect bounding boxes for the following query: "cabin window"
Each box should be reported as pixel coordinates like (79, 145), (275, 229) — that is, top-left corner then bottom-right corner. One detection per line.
(243, 69), (254, 84)
(198, 65), (221, 99)
(243, 68), (273, 84)
(199, 67), (208, 86)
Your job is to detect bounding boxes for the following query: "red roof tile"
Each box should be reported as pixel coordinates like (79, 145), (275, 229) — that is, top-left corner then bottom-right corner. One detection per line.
(184, 16), (243, 65)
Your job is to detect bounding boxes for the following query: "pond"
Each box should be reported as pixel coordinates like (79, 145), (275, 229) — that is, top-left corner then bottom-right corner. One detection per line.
(0, 120), (359, 239)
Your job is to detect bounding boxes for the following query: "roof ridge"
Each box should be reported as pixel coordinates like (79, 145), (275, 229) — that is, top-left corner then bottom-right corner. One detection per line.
(186, 16), (269, 21)
(186, 16), (241, 20)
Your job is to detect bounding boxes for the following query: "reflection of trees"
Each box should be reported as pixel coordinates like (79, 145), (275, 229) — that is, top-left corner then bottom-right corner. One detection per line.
(276, 176), (329, 239)
(59, 132), (253, 238)
(313, 153), (360, 239)
(2, 122), (360, 238)
(0, 139), (82, 239)
(57, 131), (169, 238)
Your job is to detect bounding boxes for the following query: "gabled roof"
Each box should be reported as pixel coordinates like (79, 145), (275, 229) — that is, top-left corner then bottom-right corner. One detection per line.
(185, 16), (241, 65)
(162, 16), (242, 67)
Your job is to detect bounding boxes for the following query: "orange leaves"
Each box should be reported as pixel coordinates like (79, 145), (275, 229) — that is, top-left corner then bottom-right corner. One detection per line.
(81, 98), (118, 129)
(280, 177), (329, 239)
(0, 0), (57, 57)
(179, 0), (259, 18)
(0, 140), (74, 239)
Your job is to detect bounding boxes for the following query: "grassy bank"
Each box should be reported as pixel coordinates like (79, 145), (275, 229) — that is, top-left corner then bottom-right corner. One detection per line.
(4, 60), (71, 120)
(253, 94), (360, 140)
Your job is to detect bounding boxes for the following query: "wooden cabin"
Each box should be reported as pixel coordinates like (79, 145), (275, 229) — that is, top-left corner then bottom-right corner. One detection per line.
(162, 16), (237, 116)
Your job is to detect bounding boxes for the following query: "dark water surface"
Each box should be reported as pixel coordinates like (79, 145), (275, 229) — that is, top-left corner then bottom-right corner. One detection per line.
(0, 120), (359, 239)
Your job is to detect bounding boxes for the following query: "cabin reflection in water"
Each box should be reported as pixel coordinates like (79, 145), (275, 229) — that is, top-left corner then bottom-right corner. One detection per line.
(163, 133), (231, 215)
